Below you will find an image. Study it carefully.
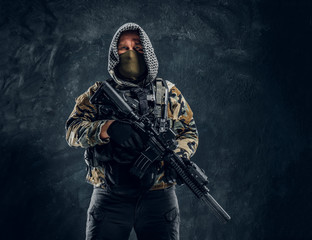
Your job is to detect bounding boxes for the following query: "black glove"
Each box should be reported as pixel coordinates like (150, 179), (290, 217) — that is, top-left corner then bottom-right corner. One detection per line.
(107, 121), (145, 151)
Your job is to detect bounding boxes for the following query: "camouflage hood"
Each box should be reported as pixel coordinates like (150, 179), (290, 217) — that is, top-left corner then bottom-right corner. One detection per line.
(107, 22), (159, 87)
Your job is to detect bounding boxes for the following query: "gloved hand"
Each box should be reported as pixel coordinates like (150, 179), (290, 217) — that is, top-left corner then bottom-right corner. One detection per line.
(107, 121), (146, 151)
(164, 160), (185, 185)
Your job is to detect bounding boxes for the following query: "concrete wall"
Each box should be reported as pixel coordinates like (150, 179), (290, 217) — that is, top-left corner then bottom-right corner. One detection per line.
(0, 0), (311, 239)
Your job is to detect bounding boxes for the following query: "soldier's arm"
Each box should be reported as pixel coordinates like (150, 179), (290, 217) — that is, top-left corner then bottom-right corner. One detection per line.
(65, 82), (113, 148)
(168, 85), (199, 160)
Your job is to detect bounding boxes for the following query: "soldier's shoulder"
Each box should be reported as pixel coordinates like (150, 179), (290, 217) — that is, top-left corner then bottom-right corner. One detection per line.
(165, 80), (175, 91)
(88, 81), (102, 96)
(168, 84), (182, 98)
(74, 82), (102, 104)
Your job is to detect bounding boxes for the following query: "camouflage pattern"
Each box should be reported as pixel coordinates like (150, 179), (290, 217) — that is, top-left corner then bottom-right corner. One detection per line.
(65, 82), (110, 148)
(85, 167), (106, 188)
(65, 80), (199, 189)
(167, 83), (198, 160)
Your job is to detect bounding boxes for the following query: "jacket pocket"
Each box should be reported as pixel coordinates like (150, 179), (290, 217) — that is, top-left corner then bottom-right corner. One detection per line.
(164, 207), (179, 222)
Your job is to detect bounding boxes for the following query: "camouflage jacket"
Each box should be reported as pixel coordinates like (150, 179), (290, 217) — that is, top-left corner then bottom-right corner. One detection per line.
(65, 80), (199, 189)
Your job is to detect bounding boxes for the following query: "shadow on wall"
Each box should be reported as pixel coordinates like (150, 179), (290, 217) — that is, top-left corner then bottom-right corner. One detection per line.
(263, 147), (312, 239)
(0, 134), (89, 240)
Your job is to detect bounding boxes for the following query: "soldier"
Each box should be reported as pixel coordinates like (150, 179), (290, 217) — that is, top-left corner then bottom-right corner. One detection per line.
(65, 23), (199, 240)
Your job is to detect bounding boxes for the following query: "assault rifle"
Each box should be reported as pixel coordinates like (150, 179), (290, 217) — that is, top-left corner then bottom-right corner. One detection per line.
(90, 80), (231, 223)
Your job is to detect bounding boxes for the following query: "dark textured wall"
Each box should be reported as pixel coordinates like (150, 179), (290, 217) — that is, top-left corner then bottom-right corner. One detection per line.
(1, 0), (311, 239)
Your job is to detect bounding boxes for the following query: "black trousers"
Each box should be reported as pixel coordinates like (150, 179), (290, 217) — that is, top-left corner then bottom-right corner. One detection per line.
(86, 186), (180, 240)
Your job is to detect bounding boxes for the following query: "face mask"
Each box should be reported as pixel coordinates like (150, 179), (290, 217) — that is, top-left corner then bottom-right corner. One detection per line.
(116, 50), (147, 82)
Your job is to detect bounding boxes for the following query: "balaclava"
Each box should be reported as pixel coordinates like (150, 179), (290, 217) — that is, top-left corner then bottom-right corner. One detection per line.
(115, 49), (147, 83)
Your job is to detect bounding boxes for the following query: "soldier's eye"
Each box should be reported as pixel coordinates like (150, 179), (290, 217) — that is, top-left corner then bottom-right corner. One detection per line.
(135, 46), (143, 52)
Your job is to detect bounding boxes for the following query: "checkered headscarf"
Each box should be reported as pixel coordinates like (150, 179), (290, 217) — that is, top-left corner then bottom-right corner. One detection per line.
(108, 23), (159, 87)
